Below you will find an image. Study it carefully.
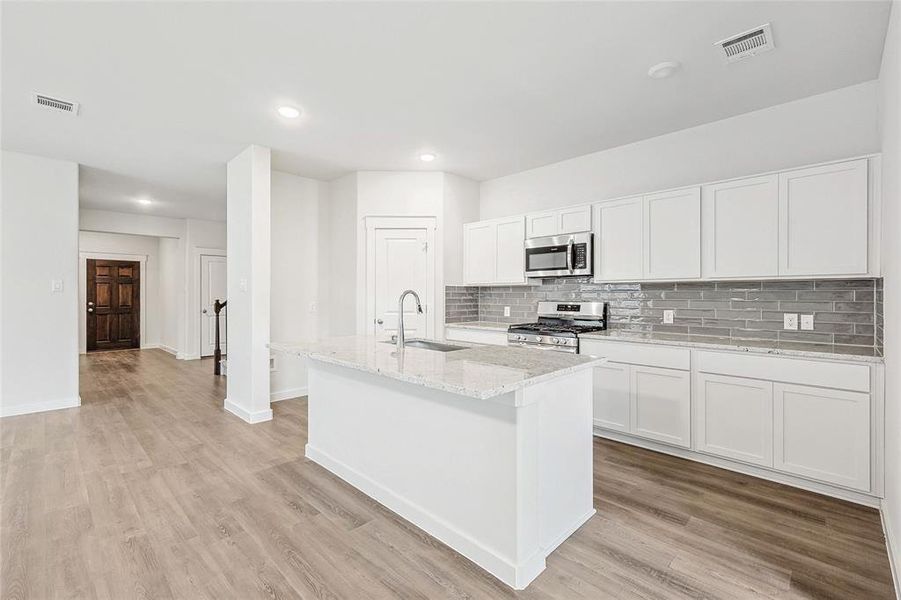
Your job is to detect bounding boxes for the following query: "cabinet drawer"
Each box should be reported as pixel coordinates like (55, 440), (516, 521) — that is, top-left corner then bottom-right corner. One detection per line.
(695, 351), (869, 392)
(580, 339), (690, 371)
(445, 327), (507, 346)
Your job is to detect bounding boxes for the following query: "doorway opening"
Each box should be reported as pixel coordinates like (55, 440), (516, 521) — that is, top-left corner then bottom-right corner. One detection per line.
(85, 258), (141, 352)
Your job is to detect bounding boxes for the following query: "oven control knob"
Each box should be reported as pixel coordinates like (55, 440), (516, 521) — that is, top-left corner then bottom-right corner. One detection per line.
(535, 336), (542, 343)
(553, 337), (563, 345)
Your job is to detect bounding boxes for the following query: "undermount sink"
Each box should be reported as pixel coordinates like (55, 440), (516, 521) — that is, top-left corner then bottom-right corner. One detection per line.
(382, 339), (467, 352)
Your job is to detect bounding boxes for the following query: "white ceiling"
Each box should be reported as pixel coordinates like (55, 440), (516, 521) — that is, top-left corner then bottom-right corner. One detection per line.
(1, 1), (892, 220)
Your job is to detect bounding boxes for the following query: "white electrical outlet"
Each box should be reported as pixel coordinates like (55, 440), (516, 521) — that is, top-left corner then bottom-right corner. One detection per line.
(783, 313), (799, 330)
(239, 278), (248, 292)
(309, 301), (318, 314)
(504, 306), (511, 317)
(663, 310), (674, 324)
(800, 314), (814, 331)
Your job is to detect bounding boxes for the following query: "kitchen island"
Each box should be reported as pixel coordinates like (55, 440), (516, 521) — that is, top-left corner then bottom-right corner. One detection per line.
(269, 336), (603, 589)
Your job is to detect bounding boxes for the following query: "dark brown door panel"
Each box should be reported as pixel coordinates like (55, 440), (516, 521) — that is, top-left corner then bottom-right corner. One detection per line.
(87, 259), (140, 351)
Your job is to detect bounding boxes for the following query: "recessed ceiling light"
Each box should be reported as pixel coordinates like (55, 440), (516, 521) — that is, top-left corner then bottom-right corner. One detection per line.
(136, 198), (152, 206)
(647, 61), (681, 79)
(419, 153), (437, 162)
(277, 105), (301, 119)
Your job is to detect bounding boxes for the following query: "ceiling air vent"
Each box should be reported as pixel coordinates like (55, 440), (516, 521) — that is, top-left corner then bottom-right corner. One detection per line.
(715, 23), (774, 63)
(32, 93), (79, 115)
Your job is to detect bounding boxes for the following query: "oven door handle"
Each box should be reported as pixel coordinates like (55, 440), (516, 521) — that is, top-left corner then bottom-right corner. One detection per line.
(566, 238), (574, 274)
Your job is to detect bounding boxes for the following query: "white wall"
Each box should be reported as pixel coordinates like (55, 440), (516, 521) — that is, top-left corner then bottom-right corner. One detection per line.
(225, 145), (272, 423)
(443, 173), (480, 286)
(1, 151), (80, 417)
(270, 170), (327, 399)
(326, 173), (358, 336)
(159, 237), (181, 354)
(77, 231), (162, 352)
(879, 1), (901, 591)
(480, 81), (881, 219)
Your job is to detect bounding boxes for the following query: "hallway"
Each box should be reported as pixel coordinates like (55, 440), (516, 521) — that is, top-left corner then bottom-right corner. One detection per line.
(0, 349), (894, 599)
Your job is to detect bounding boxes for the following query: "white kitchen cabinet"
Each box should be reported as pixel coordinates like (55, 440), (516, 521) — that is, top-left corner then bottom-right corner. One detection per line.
(695, 373), (774, 467)
(594, 198), (643, 281)
(591, 362), (631, 433)
(558, 205), (592, 233)
(778, 159), (868, 276)
(496, 217), (526, 283)
(630, 365), (691, 448)
(526, 211), (558, 238)
(463, 221), (496, 284)
(774, 383), (870, 491)
(463, 216), (525, 285)
(643, 187), (701, 280)
(526, 205), (592, 238)
(702, 175), (779, 278)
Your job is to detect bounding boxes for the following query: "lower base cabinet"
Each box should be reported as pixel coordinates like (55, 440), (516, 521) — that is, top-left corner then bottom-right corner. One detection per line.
(590, 361), (690, 447)
(630, 365), (691, 448)
(695, 373), (774, 468)
(774, 383), (870, 492)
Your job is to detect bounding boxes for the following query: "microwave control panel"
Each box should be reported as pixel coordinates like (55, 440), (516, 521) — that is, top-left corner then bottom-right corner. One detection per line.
(574, 244), (588, 268)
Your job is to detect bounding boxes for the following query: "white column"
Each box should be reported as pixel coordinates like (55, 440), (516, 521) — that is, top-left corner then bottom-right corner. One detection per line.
(224, 145), (272, 423)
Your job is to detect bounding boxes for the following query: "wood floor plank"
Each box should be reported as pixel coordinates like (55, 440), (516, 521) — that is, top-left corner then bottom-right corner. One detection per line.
(0, 348), (893, 599)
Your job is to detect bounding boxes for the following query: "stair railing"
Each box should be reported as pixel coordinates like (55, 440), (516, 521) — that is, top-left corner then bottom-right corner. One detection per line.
(214, 299), (227, 375)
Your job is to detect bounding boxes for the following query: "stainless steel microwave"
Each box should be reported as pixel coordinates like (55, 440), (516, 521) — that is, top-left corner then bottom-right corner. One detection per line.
(524, 232), (593, 278)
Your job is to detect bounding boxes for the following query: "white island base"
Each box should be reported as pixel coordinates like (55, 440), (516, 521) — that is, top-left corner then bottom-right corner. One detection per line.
(305, 360), (596, 590)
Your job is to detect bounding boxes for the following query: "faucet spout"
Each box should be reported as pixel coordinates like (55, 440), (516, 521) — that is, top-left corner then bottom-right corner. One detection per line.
(396, 289), (423, 351)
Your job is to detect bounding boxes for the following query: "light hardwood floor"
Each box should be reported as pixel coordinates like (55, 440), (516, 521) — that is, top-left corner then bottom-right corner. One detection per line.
(1, 349), (894, 599)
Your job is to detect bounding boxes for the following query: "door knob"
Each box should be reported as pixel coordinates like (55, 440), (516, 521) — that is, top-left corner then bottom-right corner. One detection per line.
(87, 308), (93, 313)
(87, 301), (94, 307)
(376, 318), (384, 325)
(202, 309), (208, 314)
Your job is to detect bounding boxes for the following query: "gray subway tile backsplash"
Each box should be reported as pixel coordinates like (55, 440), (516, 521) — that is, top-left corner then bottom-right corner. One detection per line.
(445, 277), (883, 353)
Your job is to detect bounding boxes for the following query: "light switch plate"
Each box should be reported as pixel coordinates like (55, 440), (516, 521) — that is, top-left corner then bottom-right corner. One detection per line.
(239, 278), (248, 292)
(503, 306), (511, 317)
(50, 279), (63, 293)
(800, 314), (814, 330)
(309, 301), (318, 314)
(663, 310), (674, 324)
(784, 313), (799, 330)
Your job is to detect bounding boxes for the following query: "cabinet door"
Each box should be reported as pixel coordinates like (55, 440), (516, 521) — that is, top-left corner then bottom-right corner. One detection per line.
(526, 211), (558, 238)
(463, 222), (496, 284)
(695, 374), (773, 467)
(644, 187), (701, 279)
(630, 366), (691, 448)
(591, 362), (631, 432)
(558, 205), (592, 234)
(774, 383), (870, 491)
(595, 198), (643, 282)
(778, 159), (868, 276)
(702, 176), (778, 278)
(495, 217), (526, 284)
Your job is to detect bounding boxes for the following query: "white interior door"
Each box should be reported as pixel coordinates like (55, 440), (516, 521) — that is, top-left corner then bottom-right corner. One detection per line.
(369, 226), (433, 341)
(200, 254), (227, 357)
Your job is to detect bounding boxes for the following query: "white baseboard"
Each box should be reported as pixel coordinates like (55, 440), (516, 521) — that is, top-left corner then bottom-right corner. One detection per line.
(306, 443), (545, 589)
(157, 344), (178, 356)
(179, 353), (201, 361)
(223, 398), (273, 424)
(882, 501), (901, 599)
(594, 428), (881, 508)
(270, 387), (308, 402)
(1, 395), (81, 418)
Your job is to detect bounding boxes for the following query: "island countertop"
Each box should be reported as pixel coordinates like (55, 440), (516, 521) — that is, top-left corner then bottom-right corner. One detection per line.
(270, 336), (603, 400)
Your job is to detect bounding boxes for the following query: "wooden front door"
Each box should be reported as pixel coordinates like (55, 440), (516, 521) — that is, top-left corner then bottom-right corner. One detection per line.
(86, 259), (141, 351)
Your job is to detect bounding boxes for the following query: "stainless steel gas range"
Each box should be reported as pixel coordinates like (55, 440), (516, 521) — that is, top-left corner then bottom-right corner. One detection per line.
(506, 301), (608, 353)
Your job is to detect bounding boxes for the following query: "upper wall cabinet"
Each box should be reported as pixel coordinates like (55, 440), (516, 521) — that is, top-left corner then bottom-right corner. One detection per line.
(594, 197), (643, 281)
(593, 188), (701, 282)
(644, 187), (702, 280)
(778, 159), (869, 277)
(526, 205), (592, 238)
(702, 175), (779, 278)
(463, 216), (526, 285)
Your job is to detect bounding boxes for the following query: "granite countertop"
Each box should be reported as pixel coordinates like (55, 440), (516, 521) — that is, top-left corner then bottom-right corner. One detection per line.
(580, 330), (884, 364)
(269, 336), (603, 401)
(444, 321), (510, 332)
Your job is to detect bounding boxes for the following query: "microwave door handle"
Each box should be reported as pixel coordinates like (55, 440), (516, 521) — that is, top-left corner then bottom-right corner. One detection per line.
(566, 238), (574, 274)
